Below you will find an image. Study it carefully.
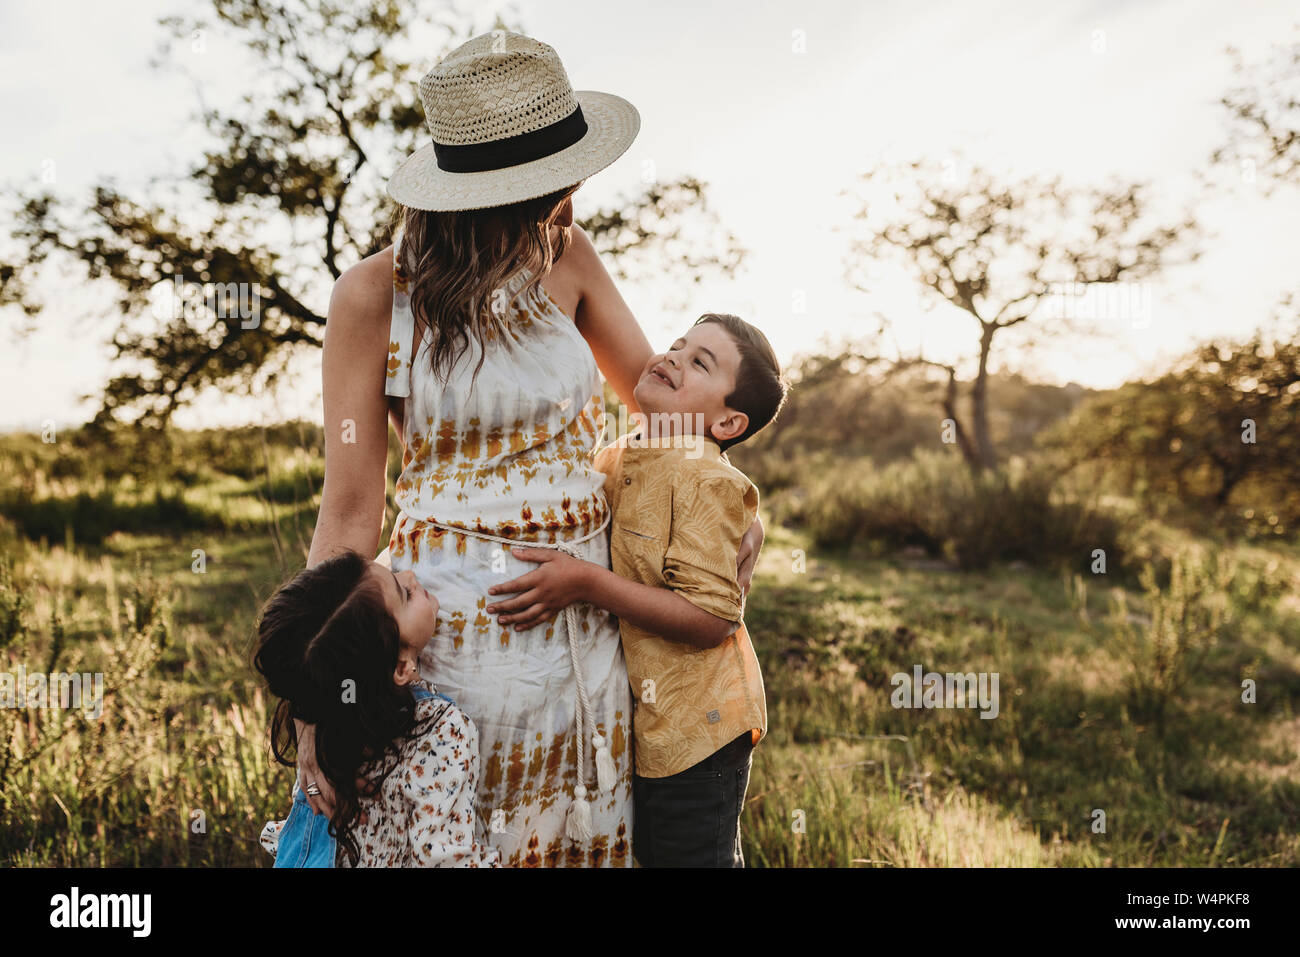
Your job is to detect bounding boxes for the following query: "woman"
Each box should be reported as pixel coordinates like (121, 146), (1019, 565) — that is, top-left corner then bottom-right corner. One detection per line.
(297, 31), (763, 867)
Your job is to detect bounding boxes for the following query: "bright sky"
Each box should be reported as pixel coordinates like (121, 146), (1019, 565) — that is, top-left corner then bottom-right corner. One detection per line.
(1, 0), (1297, 433)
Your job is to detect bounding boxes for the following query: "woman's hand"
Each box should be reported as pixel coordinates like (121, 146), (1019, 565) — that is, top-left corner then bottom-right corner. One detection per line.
(295, 719), (336, 817)
(737, 514), (765, 597)
(485, 548), (593, 631)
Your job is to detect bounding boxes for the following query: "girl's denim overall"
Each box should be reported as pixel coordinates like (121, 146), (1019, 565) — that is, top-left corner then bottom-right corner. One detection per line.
(270, 685), (451, 868)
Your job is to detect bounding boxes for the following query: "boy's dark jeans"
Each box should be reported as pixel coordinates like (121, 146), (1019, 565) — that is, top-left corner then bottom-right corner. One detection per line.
(632, 731), (754, 867)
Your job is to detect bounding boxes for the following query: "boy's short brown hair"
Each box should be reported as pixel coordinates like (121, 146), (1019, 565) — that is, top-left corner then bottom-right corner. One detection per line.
(694, 313), (790, 452)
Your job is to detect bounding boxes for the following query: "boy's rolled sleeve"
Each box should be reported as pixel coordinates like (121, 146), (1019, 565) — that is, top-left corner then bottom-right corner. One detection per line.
(663, 474), (758, 624)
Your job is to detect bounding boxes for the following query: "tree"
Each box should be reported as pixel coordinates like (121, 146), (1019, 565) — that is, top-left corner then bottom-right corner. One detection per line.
(0, 0), (744, 433)
(581, 176), (744, 303)
(1210, 27), (1300, 194)
(1040, 324), (1300, 535)
(843, 159), (1202, 473)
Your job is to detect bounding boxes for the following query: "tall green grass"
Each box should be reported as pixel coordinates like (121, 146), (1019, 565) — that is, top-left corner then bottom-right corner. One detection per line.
(1, 425), (1297, 867)
(0, 543), (284, 866)
(739, 522), (1300, 866)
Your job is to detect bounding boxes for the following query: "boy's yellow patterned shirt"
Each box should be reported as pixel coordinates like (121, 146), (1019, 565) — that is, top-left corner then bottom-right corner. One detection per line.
(593, 427), (768, 778)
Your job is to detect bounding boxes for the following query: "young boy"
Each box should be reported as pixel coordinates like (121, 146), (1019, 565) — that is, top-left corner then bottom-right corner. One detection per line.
(487, 312), (788, 867)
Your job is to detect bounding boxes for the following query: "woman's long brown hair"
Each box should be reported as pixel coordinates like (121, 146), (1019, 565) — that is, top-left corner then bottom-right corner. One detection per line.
(389, 183), (581, 392)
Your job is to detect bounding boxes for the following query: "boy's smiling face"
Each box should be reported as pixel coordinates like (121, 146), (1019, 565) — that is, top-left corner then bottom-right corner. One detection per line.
(633, 323), (749, 445)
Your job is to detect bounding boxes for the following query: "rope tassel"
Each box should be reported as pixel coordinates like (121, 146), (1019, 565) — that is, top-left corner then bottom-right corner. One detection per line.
(562, 585), (612, 840)
(593, 732), (616, 792)
(565, 785), (594, 842)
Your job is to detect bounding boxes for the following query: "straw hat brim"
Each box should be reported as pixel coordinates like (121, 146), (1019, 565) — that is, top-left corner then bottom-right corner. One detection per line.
(387, 90), (640, 212)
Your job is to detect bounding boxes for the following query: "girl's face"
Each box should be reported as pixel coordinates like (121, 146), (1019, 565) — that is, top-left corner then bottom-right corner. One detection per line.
(369, 563), (439, 686)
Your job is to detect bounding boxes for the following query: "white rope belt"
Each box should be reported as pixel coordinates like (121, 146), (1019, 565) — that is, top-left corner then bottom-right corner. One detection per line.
(422, 508), (616, 843)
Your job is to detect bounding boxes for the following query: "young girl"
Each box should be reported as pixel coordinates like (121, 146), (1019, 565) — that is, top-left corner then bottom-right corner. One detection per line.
(253, 549), (500, 867)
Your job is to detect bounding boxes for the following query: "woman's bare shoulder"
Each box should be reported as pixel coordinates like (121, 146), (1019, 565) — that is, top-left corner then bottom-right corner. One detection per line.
(550, 223), (606, 303)
(328, 245), (395, 329)
(560, 223), (602, 275)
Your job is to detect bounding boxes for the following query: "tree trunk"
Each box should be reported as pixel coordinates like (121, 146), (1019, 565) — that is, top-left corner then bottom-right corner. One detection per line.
(1212, 461), (1244, 507)
(970, 324), (998, 473)
(942, 368), (981, 472)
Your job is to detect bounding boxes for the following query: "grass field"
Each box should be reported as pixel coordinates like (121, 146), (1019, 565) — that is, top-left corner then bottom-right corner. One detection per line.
(1, 427), (1298, 867)
(742, 523), (1300, 866)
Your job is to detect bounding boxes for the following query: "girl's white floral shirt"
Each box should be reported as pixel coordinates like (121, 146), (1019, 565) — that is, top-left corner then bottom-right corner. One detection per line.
(261, 680), (501, 868)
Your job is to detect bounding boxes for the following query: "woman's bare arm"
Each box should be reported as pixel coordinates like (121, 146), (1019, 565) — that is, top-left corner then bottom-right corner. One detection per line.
(299, 250), (395, 816)
(307, 250), (396, 569)
(564, 224), (765, 587)
(567, 224), (653, 415)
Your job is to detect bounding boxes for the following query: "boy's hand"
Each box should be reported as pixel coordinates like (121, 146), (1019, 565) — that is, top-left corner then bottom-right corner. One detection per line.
(485, 548), (592, 631)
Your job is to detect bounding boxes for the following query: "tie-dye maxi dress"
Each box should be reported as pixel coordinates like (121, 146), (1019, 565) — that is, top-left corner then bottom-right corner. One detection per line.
(381, 233), (633, 867)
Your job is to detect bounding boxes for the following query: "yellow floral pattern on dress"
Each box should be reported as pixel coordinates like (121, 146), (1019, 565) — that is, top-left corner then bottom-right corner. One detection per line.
(383, 232), (633, 867)
(387, 234), (414, 394)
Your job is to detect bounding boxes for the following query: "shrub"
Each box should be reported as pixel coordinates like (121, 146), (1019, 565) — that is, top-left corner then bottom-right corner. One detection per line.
(793, 449), (1127, 570)
(1103, 547), (1235, 732)
(0, 487), (219, 546)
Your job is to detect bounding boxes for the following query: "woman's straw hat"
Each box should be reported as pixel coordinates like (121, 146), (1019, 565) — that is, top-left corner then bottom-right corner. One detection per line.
(387, 31), (640, 212)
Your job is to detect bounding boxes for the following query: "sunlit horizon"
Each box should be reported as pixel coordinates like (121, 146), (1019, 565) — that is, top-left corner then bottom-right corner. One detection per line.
(2, 0), (1298, 434)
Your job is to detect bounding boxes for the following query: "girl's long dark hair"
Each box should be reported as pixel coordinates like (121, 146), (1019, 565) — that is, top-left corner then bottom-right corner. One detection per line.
(252, 549), (444, 864)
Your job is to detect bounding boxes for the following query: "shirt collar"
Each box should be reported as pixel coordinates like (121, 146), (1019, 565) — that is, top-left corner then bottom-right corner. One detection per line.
(621, 424), (723, 461)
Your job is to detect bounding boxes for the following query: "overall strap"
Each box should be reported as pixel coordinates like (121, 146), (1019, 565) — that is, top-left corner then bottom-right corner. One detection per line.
(385, 225), (414, 398)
